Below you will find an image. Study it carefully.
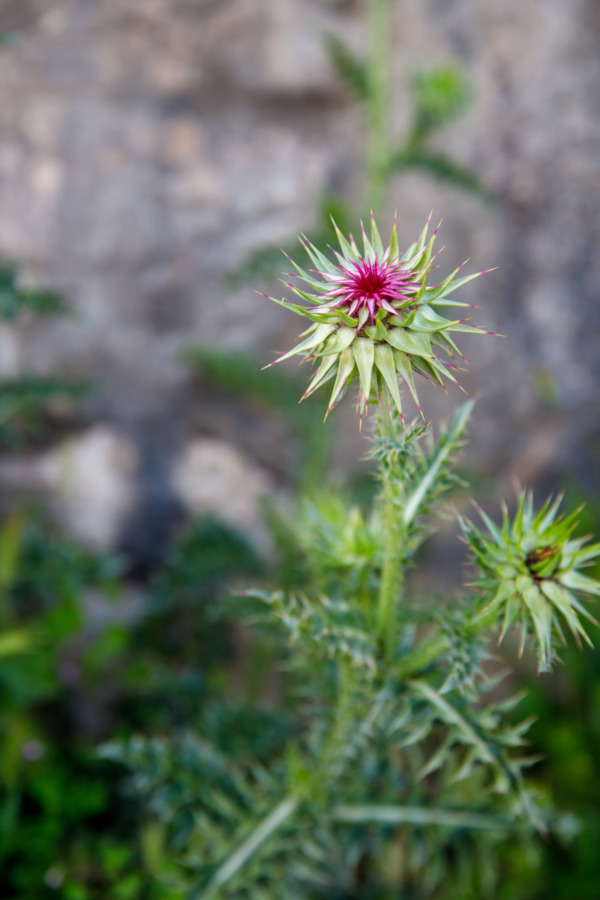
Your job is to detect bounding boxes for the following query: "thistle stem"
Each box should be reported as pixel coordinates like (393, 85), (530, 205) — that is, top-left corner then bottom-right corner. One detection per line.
(376, 409), (403, 661)
(333, 804), (514, 831)
(207, 796), (299, 890)
(324, 660), (355, 774)
(377, 483), (403, 660)
(365, 0), (391, 211)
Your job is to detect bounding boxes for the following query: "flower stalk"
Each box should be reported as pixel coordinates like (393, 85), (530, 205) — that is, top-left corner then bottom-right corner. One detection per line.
(366, 0), (391, 210)
(375, 406), (404, 660)
(377, 478), (404, 661)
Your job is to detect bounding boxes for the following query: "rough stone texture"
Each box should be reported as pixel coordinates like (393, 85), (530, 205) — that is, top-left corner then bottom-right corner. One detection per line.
(0, 424), (139, 550)
(0, 0), (598, 554)
(171, 437), (274, 553)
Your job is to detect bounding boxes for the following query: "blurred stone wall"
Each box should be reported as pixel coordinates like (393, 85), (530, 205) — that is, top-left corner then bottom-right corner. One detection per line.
(0, 0), (598, 558)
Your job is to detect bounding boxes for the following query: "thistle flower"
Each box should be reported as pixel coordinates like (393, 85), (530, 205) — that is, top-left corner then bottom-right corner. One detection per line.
(460, 493), (600, 672)
(263, 214), (494, 423)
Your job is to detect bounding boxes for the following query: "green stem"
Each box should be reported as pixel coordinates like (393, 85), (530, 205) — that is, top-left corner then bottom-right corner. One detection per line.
(376, 410), (403, 661)
(207, 796), (299, 891)
(333, 803), (514, 831)
(365, 0), (391, 210)
(395, 634), (446, 680)
(321, 660), (355, 780)
(377, 482), (402, 660)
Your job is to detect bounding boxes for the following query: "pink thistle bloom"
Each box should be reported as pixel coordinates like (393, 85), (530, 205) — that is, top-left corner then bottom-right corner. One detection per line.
(263, 214), (494, 424)
(310, 254), (421, 325)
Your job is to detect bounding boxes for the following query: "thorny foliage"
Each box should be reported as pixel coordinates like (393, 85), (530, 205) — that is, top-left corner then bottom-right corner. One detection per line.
(107, 403), (597, 899)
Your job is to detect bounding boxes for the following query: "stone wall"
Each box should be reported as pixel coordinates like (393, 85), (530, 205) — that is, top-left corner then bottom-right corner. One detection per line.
(0, 0), (598, 557)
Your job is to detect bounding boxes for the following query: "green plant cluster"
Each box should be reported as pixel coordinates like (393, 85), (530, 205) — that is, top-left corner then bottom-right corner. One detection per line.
(0, 261), (599, 900)
(0, 510), (263, 900)
(0, 260), (89, 447)
(106, 402), (599, 900)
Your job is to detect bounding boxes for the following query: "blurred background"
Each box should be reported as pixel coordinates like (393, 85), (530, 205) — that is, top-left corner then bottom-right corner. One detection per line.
(0, 0), (599, 898)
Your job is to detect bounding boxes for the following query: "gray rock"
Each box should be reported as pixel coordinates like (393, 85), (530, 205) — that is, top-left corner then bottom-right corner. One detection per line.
(0, 425), (139, 551)
(171, 437), (274, 553)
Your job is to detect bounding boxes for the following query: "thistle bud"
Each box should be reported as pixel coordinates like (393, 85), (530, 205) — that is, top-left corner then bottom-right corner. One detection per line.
(525, 545), (562, 579)
(460, 493), (600, 671)
(263, 214), (494, 424)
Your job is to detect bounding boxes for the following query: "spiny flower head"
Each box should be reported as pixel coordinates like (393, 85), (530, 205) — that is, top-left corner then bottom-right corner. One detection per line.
(310, 252), (421, 323)
(263, 214), (494, 424)
(460, 493), (600, 672)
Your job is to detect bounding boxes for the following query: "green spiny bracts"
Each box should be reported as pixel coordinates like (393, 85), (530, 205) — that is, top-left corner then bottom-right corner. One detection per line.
(460, 492), (600, 672)
(263, 213), (495, 423)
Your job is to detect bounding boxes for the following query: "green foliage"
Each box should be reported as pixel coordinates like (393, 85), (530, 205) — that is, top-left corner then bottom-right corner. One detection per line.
(0, 375), (91, 446)
(517, 641), (600, 900)
(386, 65), (495, 203)
(0, 261), (90, 446)
(110, 402), (594, 899)
(0, 519), (128, 898)
(409, 65), (471, 136)
(388, 146), (496, 204)
(0, 513), (264, 899)
(323, 28), (492, 204)
(0, 265), (596, 900)
(0, 260), (71, 322)
(371, 400), (473, 535)
(323, 33), (369, 101)
(291, 493), (383, 597)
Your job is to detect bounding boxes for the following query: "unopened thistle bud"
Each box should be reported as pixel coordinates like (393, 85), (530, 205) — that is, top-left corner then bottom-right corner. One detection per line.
(460, 493), (600, 671)
(263, 214), (494, 424)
